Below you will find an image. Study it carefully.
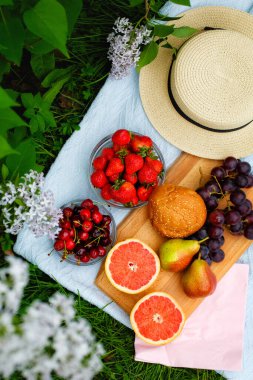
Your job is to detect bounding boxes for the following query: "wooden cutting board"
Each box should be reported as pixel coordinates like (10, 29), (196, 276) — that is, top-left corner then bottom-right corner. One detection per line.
(96, 153), (253, 319)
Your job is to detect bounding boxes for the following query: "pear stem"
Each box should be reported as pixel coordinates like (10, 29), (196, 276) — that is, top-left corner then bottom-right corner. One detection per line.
(198, 237), (209, 244)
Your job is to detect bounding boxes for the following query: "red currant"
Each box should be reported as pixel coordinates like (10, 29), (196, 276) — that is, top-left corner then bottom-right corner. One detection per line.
(65, 239), (76, 251)
(61, 220), (71, 229)
(78, 231), (89, 241)
(58, 229), (70, 240)
(68, 228), (75, 238)
(80, 255), (90, 263)
(81, 199), (94, 209)
(72, 217), (82, 227)
(80, 208), (91, 220)
(63, 207), (73, 218)
(90, 248), (99, 259)
(82, 220), (93, 232)
(92, 211), (103, 224)
(92, 205), (99, 212)
(54, 240), (64, 251)
(97, 245), (106, 256)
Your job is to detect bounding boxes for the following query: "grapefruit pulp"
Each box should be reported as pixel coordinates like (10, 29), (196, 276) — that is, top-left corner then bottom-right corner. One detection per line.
(105, 239), (160, 294)
(130, 292), (185, 345)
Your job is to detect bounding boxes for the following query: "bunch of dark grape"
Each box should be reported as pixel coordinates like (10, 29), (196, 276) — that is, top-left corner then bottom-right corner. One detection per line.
(189, 156), (253, 265)
(54, 199), (112, 264)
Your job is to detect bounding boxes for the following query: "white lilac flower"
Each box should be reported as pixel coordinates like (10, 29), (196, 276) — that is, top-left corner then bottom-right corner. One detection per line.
(107, 17), (152, 79)
(0, 256), (104, 380)
(0, 170), (62, 238)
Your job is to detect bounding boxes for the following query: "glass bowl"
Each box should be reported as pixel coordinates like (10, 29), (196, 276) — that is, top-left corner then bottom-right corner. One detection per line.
(53, 199), (116, 266)
(89, 132), (165, 208)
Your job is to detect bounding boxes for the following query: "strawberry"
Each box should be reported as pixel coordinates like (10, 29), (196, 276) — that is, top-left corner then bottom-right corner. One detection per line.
(137, 186), (154, 201)
(130, 135), (153, 156)
(145, 156), (163, 173)
(93, 156), (107, 170)
(138, 163), (158, 184)
(110, 181), (137, 204)
(125, 153), (144, 174)
(123, 172), (137, 185)
(108, 173), (120, 183)
(91, 170), (108, 188)
(115, 146), (130, 158)
(105, 158), (124, 177)
(101, 184), (112, 200)
(112, 129), (131, 145)
(102, 147), (114, 160)
(113, 143), (128, 152)
(131, 196), (139, 206)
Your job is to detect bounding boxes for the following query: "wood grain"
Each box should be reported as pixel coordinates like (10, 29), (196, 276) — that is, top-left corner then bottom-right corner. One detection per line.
(96, 153), (253, 318)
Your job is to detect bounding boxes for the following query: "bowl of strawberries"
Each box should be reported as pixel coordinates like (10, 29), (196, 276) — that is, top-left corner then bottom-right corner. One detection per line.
(89, 130), (165, 208)
(53, 199), (116, 265)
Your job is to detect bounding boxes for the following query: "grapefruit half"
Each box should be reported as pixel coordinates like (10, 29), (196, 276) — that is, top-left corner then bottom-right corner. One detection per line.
(105, 239), (160, 294)
(130, 292), (185, 345)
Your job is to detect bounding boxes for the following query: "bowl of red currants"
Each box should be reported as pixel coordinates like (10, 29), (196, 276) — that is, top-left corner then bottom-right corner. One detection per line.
(89, 129), (165, 208)
(53, 199), (116, 265)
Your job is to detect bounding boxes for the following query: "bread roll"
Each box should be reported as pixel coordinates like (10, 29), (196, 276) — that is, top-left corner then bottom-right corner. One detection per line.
(149, 184), (207, 238)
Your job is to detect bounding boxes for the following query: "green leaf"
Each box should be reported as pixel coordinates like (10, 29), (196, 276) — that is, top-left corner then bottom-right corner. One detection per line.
(161, 42), (173, 49)
(0, 60), (10, 81)
(41, 67), (74, 87)
(0, 109), (27, 136)
(1, 164), (9, 180)
(43, 75), (71, 105)
(136, 41), (159, 72)
(0, 87), (18, 108)
(23, 0), (69, 57)
(172, 26), (197, 38)
(0, 136), (18, 159)
(155, 13), (182, 21)
(58, 0), (82, 35)
(21, 93), (35, 109)
(0, 0), (13, 5)
(170, 0), (191, 5)
(30, 52), (55, 78)
(25, 30), (55, 55)
(129, 0), (144, 6)
(0, 17), (25, 65)
(154, 24), (174, 37)
(5, 89), (19, 101)
(6, 138), (42, 177)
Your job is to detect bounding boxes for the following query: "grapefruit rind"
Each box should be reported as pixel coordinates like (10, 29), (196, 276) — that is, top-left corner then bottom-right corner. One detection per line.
(130, 291), (185, 346)
(105, 239), (160, 294)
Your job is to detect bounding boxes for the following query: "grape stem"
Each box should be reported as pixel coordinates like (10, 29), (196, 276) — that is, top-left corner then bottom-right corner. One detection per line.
(198, 237), (209, 244)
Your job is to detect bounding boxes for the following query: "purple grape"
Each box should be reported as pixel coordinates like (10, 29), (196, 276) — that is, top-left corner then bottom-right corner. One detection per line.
(205, 180), (220, 194)
(208, 225), (224, 239)
(199, 245), (210, 259)
(225, 210), (241, 225)
(222, 178), (237, 193)
(196, 187), (210, 202)
(229, 222), (243, 235)
(209, 249), (225, 262)
(208, 239), (223, 251)
(235, 174), (249, 188)
(206, 257), (213, 266)
(245, 175), (253, 188)
(237, 161), (251, 175)
(230, 189), (246, 206)
(244, 224), (253, 239)
(218, 236), (225, 246)
(223, 157), (238, 171)
(244, 211), (253, 224)
(205, 196), (219, 210)
(211, 166), (226, 181)
(237, 199), (252, 217)
(195, 228), (208, 240)
(208, 209), (225, 226)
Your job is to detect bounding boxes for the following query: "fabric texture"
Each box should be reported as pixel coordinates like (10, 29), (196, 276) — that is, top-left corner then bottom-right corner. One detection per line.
(135, 264), (249, 372)
(14, 1), (253, 379)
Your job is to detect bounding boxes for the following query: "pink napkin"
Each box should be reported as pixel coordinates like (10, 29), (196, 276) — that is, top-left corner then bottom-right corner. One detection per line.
(135, 264), (249, 372)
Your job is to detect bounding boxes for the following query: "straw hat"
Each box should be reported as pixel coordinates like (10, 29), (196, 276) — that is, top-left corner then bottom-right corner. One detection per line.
(139, 7), (253, 159)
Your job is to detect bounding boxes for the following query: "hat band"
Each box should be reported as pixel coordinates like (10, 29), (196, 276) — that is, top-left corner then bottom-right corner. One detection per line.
(168, 60), (252, 133)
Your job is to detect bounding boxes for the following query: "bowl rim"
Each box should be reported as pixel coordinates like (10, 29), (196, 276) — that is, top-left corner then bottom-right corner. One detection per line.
(54, 199), (117, 266)
(89, 132), (166, 209)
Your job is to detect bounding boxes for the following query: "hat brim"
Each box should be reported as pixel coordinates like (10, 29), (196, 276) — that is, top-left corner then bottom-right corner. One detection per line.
(139, 6), (253, 159)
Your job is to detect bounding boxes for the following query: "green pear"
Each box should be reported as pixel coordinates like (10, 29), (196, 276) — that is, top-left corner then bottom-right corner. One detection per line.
(182, 259), (217, 298)
(159, 239), (200, 272)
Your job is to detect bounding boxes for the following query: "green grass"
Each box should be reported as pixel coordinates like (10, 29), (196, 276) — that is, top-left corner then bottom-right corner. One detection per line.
(2, 1), (226, 379)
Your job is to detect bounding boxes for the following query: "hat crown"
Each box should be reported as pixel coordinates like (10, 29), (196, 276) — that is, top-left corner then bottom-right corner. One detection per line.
(170, 30), (253, 130)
